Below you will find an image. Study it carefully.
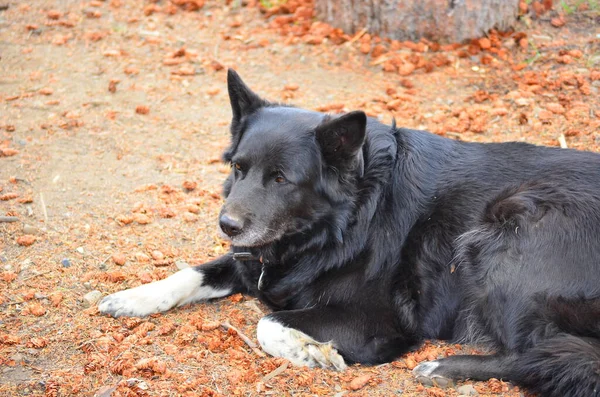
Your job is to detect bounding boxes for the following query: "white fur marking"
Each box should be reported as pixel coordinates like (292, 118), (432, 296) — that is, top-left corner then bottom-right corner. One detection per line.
(413, 360), (440, 377)
(256, 317), (347, 370)
(98, 268), (231, 317)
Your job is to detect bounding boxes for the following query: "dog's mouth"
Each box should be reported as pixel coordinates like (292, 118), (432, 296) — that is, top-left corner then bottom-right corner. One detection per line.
(218, 225), (285, 249)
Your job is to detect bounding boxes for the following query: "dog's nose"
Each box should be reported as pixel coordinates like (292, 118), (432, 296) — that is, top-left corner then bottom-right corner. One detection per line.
(219, 214), (244, 237)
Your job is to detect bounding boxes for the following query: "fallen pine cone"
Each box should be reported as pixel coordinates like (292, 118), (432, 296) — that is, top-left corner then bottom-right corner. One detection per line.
(135, 105), (150, 115)
(17, 235), (36, 246)
(349, 374), (372, 390)
(27, 337), (48, 348)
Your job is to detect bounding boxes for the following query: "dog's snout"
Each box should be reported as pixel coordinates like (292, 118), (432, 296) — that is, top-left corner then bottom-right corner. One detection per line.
(219, 214), (244, 237)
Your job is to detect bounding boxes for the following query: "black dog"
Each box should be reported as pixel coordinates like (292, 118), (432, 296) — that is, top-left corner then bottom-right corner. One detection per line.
(100, 70), (600, 397)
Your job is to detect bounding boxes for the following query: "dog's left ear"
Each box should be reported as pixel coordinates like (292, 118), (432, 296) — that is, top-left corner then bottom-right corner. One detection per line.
(316, 111), (366, 174)
(227, 69), (265, 123)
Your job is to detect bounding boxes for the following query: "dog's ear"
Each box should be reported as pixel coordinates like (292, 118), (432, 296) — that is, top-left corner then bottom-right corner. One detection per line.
(224, 69), (267, 162)
(316, 111), (366, 174)
(227, 69), (265, 122)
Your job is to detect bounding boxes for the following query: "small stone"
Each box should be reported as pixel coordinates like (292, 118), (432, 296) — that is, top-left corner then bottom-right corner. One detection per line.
(135, 253), (150, 263)
(21, 258), (34, 269)
(83, 290), (103, 307)
(76, 247), (84, 254)
(456, 384), (479, 396)
(175, 260), (190, 270)
(23, 224), (39, 235)
(61, 258), (71, 268)
(151, 250), (164, 260)
(112, 252), (126, 266)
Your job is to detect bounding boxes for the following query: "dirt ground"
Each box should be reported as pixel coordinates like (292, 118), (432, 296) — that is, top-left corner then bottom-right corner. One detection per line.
(0, 0), (598, 396)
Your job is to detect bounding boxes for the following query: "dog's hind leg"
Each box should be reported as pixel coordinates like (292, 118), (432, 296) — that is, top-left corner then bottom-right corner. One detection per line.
(413, 354), (516, 387)
(98, 254), (241, 317)
(414, 334), (600, 397)
(257, 306), (417, 370)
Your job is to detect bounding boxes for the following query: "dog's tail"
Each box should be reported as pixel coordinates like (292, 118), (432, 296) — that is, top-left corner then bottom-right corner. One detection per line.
(510, 297), (600, 397)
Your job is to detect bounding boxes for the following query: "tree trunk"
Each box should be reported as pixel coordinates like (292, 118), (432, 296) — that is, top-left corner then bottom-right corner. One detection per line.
(314, 0), (520, 43)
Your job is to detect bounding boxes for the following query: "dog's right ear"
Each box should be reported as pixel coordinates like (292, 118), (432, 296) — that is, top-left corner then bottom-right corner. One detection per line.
(227, 69), (265, 123)
(224, 69), (267, 162)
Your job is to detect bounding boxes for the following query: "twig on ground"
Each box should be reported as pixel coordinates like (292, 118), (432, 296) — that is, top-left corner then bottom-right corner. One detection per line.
(40, 192), (48, 223)
(558, 134), (568, 149)
(99, 254), (112, 266)
(370, 55), (391, 66)
(0, 216), (19, 222)
(19, 269), (53, 285)
(23, 363), (45, 372)
(221, 321), (266, 357)
(345, 28), (367, 46)
(263, 361), (288, 382)
(77, 339), (99, 350)
(244, 299), (265, 315)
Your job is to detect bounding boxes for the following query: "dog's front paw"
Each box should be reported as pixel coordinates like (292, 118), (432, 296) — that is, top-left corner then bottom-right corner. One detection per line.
(413, 360), (454, 389)
(98, 284), (174, 318)
(256, 317), (347, 370)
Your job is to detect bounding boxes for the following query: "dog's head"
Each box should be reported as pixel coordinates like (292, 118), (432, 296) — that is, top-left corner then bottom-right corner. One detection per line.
(219, 69), (367, 248)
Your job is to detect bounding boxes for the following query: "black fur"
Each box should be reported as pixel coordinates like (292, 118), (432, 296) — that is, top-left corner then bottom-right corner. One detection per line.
(208, 70), (600, 396)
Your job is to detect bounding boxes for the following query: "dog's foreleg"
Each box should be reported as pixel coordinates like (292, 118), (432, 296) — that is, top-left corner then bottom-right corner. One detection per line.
(98, 254), (239, 317)
(257, 306), (417, 369)
(257, 316), (347, 370)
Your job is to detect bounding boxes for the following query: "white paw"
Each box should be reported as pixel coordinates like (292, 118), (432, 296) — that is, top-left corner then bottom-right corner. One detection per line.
(98, 284), (173, 317)
(413, 360), (453, 388)
(413, 360), (440, 377)
(98, 268), (230, 317)
(256, 317), (347, 370)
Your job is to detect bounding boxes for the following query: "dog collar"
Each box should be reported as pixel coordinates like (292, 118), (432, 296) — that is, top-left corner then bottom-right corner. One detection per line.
(232, 252), (259, 261)
(232, 252), (267, 291)
(257, 264), (266, 291)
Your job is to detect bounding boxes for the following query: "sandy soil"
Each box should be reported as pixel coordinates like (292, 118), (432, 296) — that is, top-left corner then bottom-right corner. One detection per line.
(0, 0), (598, 396)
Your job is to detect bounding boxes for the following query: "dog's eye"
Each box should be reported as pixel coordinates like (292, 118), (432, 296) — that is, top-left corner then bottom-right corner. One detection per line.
(274, 174), (286, 184)
(233, 163), (242, 172)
